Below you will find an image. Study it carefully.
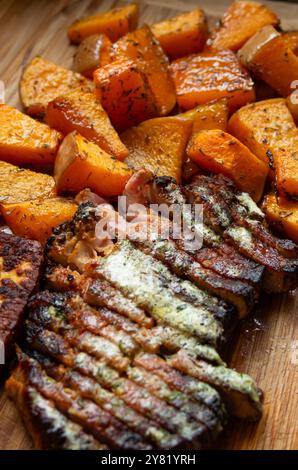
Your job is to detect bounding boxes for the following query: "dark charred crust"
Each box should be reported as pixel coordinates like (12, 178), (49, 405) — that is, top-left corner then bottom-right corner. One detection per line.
(0, 232), (43, 369)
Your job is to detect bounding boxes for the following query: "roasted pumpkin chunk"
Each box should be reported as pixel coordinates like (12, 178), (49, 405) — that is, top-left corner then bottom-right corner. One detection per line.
(0, 104), (62, 166)
(262, 193), (298, 244)
(68, 4), (139, 44)
(151, 8), (208, 60)
(228, 99), (298, 198)
(241, 31), (298, 97)
(1, 198), (77, 243)
(170, 49), (255, 113)
(0, 161), (56, 204)
(122, 117), (192, 184)
(46, 89), (128, 161)
(112, 25), (176, 116)
(73, 34), (112, 78)
(94, 58), (158, 131)
(20, 56), (93, 118)
(177, 99), (229, 133)
(187, 129), (268, 202)
(54, 132), (132, 197)
(211, 0), (279, 51)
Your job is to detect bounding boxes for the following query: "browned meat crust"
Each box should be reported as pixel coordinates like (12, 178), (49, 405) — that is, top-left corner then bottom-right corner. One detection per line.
(0, 232), (43, 367)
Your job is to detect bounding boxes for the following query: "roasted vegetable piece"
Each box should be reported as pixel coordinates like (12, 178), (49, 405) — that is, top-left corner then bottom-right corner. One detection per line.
(228, 99), (298, 197)
(151, 8), (208, 60)
(177, 99), (229, 133)
(20, 56), (93, 119)
(242, 31), (298, 97)
(94, 59), (158, 131)
(0, 161), (56, 204)
(287, 95), (298, 125)
(187, 130), (268, 202)
(263, 193), (298, 244)
(112, 25), (176, 116)
(0, 104), (62, 166)
(122, 117), (192, 184)
(73, 34), (112, 77)
(211, 0), (279, 52)
(1, 198), (78, 243)
(237, 25), (280, 68)
(170, 49), (255, 113)
(46, 89), (128, 161)
(54, 131), (132, 197)
(68, 4), (139, 44)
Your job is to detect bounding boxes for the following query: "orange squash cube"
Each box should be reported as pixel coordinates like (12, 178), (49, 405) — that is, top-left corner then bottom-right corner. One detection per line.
(177, 99), (229, 133)
(94, 59), (159, 131)
(0, 161), (56, 204)
(54, 132), (132, 198)
(1, 198), (78, 243)
(263, 193), (298, 244)
(212, 1), (279, 51)
(112, 25), (176, 116)
(170, 49), (255, 113)
(0, 104), (62, 166)
(228, 99), (298, 198)
(122, 117), (192, 184)
(20, 56), (93, 119)
(151, 8), (208, 60)
(68, 4), (139, 44)
(46, 89), (128, 161)
(187, 129), (268, 202)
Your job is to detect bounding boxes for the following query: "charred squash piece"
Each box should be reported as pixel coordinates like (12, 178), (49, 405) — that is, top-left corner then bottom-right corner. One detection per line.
(211, 0), (279, 52)
(20, 57), (93, 119)
(0, 104), (62, 166)
(1, 198), (78, 244)
(94, 58), (159, 131)
(170, 49), (255, 113)
(122, 117), (192, 184)
(0, 161), (56, 204)
(243, 31), (298, 97)
(46, 89), (128, 161)
(73, 34), (112, 78)
(262, 193), (298, 244)
(228, 99), (298, 198)
(68, 4), (139, 44)
(187, 129), (268, 202)
(151, 8), (208, 60)
(112, 25), (176, 116)
(54, 132), (132, 198)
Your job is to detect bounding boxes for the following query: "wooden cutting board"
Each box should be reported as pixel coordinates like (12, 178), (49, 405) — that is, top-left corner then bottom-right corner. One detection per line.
(0, 0), (297, 451)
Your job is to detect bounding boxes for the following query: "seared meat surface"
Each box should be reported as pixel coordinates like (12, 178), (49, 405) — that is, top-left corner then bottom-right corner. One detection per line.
(0, 232), (43, 370)
(7, 170), (298, 450)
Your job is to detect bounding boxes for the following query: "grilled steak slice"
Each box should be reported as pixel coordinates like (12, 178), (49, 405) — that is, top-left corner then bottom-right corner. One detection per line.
(131, 237), (257, 318)
(124, 172), (264, 287)
(6, 357), (106, 450)
(167, 350), (263, 421)
(45, 263), (153, 328)
(45, 269), (225, 364)
(184, 175), (298, 293)
(46, 203), (256, 318)
(94, 240), (224, 346)
(0, 232), (43, 370)
(23, 291), (261, 422)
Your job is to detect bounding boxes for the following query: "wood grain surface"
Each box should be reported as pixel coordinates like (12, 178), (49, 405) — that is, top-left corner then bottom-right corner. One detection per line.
(0, 0), (297, 451)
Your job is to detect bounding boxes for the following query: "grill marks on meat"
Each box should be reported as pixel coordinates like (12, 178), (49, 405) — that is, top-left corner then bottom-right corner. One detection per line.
(7, 287), (263, 449)
(184, 175), (298, 293)
(137, 175), (265, 288)
(0, 232), (43, 369)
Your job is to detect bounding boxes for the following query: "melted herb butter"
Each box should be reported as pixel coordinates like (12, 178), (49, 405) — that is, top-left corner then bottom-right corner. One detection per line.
(236, 193), (264, 220)
(226, 226), (253, 250)
(97, 241), (222, 345)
